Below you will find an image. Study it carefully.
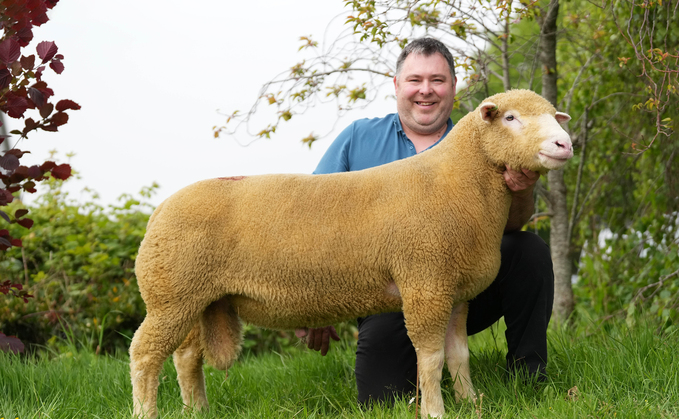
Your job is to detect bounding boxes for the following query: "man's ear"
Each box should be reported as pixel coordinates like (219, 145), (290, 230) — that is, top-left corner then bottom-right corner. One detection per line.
(393, 76), (399, 95)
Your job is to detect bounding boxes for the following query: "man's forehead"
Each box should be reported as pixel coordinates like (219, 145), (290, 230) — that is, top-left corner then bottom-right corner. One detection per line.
(400, 53), (450, 76)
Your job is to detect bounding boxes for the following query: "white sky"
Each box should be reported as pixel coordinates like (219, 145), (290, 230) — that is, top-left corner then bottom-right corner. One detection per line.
(7, 0), (396, 208)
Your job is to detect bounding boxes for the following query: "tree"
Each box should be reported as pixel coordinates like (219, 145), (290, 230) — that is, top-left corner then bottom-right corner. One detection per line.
(0, 0), (80, 304)
(555, 0), (678, 322)
(214, 0), (678, 322)
(0, 0), (79, 247)
(537, 0), (577, 322)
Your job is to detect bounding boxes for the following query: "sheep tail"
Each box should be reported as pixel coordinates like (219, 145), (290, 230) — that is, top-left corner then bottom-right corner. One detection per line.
(199, 297), (243, 372)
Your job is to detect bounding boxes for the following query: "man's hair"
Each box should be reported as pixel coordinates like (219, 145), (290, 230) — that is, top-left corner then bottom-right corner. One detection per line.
(395, 38), (456, 81)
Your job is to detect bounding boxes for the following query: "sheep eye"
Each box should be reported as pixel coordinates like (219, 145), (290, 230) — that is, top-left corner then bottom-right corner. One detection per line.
(505, 115), (515, 121)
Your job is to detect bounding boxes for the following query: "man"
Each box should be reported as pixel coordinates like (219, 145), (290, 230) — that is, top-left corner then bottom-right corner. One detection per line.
(296, 38), (554, 405)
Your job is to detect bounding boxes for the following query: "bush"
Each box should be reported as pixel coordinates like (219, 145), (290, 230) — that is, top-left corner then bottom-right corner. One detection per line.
(0, 177), (360, 355)
(575, 213), (679, 329)
(0, 177), (153, 353)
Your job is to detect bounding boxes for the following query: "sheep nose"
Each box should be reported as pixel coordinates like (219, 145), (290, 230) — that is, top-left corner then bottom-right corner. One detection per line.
(555, 140), (572, 151)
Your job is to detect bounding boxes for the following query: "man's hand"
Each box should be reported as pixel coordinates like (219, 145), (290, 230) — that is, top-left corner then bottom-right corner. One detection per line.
(294, 326), (340, 356)
(503, 166), (539, 232)
(503, 166), (539, 195)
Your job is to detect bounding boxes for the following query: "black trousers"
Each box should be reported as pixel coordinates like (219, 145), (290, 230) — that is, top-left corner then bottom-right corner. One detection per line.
(354, 231), (554, 404)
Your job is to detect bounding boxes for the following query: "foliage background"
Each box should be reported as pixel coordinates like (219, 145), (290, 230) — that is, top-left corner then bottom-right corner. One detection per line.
(0, 176), (150, 352)
(1, 0), (677, 354)
(0, 176), (358, 353)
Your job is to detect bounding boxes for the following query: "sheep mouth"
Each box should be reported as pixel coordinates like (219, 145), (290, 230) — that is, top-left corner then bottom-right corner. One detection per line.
(539, 152), (569, 162)
(538, 152), (572, 169)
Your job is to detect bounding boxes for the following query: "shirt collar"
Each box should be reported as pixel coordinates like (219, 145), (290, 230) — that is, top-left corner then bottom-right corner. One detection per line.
(393, 114), (454, 151)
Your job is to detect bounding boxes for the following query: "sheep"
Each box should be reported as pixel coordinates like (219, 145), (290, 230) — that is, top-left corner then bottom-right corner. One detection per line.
(129, 89), (573, 418)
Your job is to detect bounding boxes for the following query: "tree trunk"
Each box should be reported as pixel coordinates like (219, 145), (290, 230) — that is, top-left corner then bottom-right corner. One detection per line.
(540, 0), (575, 323)
(548, 169), (574, 322)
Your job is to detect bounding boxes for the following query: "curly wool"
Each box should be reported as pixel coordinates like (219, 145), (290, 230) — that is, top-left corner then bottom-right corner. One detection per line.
(129, 89), (572, 419)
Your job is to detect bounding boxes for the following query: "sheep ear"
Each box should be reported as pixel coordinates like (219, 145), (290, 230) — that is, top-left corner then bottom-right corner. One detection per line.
(555, 111), (571, 124)
(479, 102), (499, 123)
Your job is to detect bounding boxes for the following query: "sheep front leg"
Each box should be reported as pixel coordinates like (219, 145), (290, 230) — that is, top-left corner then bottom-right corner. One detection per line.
(402, 298), (449, 418)
(444, 302), (476, 401)
(415, 345), (446, 418)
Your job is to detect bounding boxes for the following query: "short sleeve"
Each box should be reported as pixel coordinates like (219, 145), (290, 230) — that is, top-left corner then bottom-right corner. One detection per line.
(313, 123), (353, 174)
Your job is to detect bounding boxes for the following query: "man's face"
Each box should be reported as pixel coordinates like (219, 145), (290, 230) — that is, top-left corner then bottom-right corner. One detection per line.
(394, 52), (456, 136)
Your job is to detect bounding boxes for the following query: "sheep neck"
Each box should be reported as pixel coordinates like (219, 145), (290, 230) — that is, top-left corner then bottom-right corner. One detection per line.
(411, 117), (513, 237)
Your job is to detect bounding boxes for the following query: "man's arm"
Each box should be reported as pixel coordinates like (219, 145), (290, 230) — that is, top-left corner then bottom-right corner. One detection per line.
(503, 166), (539, 233)
(313, 125), (353, 174)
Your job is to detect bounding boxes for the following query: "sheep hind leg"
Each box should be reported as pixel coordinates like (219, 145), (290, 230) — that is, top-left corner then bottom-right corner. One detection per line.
(200, 296), (243, 376)
(130, 311), (197, 419)
(444, 302), (476, 402)
(173, 322), (209, 412)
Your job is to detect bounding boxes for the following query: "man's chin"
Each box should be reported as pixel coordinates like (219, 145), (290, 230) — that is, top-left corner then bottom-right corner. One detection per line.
(413, 119), (445, 134)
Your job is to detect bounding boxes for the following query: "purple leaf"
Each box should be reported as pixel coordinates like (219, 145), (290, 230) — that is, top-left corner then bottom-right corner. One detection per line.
(49, 59), (64, 74)
(50, 163), (71, 180)
(27, 165), (42, 178)
(0, 39), (21, 64)
(20, 55), (35, 70)
(40, 103), (54, 119)
(5, 96), (29, 118)
(0, 333), (26, 354)
(56, 99), (81, 111)
(36, 41), (58, 63)
(0, 68), (11, 90)
(28, 87), (45, 107)
(0, 153), (20, 171)
(17, 218), (33, 229)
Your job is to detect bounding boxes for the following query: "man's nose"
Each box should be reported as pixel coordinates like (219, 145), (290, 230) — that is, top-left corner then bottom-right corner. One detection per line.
(419, 80), (433, 95)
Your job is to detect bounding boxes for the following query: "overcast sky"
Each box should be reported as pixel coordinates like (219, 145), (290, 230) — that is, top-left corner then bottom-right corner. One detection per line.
(8, 0), (396, 207)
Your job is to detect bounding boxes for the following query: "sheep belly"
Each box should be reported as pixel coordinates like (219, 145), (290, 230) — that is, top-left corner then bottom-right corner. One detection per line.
(228, 280), (404, 329)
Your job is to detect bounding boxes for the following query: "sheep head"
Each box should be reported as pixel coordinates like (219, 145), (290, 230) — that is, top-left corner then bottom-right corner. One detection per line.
(475, 89), (573, 175)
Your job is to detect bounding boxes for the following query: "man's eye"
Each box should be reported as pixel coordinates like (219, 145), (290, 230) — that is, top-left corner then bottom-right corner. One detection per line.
(506, 115), (515, 121)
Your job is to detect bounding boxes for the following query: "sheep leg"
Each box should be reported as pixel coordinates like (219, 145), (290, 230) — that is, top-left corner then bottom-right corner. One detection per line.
(415, 345), (446, 418)
(402, 299), (449, 418)
(173, 322), (209, 412)
(130, 312), (197, 419)
(444, 302), (476, 401)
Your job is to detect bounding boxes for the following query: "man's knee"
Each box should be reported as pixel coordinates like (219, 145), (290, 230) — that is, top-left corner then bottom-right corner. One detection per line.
(357, 312), (410, 347)
(356, 313), (417, 404)
(500, 231), (553, 290)
(502, 230), (549, 257)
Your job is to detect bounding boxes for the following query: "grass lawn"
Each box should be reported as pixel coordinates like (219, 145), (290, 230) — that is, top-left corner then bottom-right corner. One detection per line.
(2, 317), (678, 418)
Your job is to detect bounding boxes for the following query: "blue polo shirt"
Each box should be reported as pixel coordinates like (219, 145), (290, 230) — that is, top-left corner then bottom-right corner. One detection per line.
(313, 113), (454, 174)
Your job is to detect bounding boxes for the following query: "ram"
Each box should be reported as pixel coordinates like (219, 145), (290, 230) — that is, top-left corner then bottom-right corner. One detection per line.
(130, 89), (573, 418)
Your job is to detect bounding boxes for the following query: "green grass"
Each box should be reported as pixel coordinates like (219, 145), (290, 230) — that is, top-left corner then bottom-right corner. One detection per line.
(2, 318), (679, 418)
